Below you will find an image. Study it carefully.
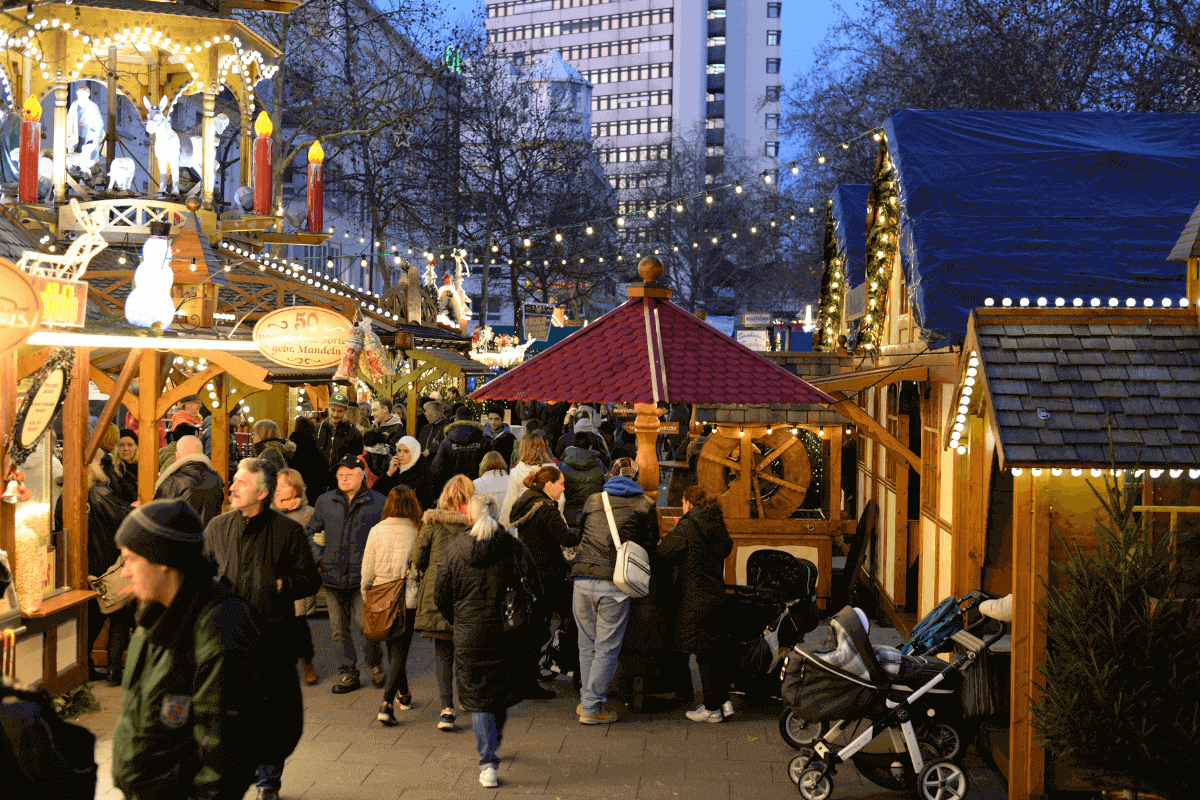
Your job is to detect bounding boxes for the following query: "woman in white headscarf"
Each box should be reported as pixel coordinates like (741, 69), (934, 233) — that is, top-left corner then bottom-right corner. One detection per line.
(375, 435), (437, 510)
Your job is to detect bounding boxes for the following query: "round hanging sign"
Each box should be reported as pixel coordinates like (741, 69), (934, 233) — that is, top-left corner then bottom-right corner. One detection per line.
(9, 347), (74, 466)
(0, 256), (42, 356)
(253, 306), (353, 369)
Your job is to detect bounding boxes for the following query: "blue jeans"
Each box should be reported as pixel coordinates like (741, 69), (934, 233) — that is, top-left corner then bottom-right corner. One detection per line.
(572, 578), (631, 716)
(472, 709), (507, 769)
(256, 763), (283, 791)
(325, 586), (381, 674)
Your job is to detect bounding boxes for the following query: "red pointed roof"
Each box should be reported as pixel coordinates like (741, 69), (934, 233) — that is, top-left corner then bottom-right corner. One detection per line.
(471, 294), (836, 405)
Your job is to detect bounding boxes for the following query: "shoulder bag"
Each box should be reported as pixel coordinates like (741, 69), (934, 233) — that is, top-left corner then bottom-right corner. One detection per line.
(502, 542), (536, 631)
(601, 492), (651, 598)
(363, 567), (408, 641)
(87, 554), (135, 615)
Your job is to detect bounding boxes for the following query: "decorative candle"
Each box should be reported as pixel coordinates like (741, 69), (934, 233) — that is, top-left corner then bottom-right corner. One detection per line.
(252, 111), (273, 215)
(307, 139), (324, 232)
(19, 96), (42, 204)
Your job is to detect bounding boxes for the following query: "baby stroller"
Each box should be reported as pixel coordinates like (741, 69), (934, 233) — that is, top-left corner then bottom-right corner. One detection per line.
(780, 605), (1007, 800)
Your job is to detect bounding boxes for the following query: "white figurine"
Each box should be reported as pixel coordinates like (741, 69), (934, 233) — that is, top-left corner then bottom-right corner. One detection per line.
(124, 235), (175, 329)
(107, 157), (136, 192)
(143, 96), (204, 195)
(66, 84), (105, 171)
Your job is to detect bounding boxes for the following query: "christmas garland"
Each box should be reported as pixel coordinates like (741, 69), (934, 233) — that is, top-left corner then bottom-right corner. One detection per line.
(857, 142), (900, 352)
(814, 197), (842, 351)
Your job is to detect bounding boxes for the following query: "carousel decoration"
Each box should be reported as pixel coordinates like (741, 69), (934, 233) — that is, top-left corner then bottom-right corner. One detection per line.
(144, 95), (205, 197)
(18, 95), (42, 204)
(124, 226), (175, 329)
(17, 200), (109, 280)
(307, 140), (324, 232)
(436, 252), (473, 330)
(470, 326), (537, 369)
(253, 111), (273, 215)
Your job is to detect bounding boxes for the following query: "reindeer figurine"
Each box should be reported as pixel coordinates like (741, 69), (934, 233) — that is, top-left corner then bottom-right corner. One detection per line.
(143, 96), (206, 195)
(17, 198), (108, 280)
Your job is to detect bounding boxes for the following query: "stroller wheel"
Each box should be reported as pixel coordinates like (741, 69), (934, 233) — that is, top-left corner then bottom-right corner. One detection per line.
(918, 758), (969, 800)
(919, 722), (963, 760)
(786, 747), (817, 785)
(779, 709), (825, 750)
(796, 765), (833, 800)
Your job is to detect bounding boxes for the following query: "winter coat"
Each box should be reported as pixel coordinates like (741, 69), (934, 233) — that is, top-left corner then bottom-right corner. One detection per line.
(434, 522), (538, 712)
(416, 416), (448, 459)
(361, 517), (420, 609)
(658, 506), (732, 655)
(253, 437), (296, 463)
(170, 410), (203, 430)
(571, 476), (659, 581)
(430, 420), (493, 486)
(499, 460), (564, 530)
(116, 459), (139, 504)
(374, 414), (405, 445)
(412, 507), (471, 638)
(555, 429), (611, 466)
(287, 429), (329, 502)
(112, 576), (282, 800)
(158, 441), (178, 471)
(559, 447), (605, 526)
(276, 500), (314, 528)
(315, 418), (363, 474)
(473, 470), (509, 512)
(58, 479), (129, 575)
(509, 487), (576, 604)
(305, 486), (386, 590)
(373, 451), (438, 511)
(483, 423), (516, 467)
(153, 453), (225, 527)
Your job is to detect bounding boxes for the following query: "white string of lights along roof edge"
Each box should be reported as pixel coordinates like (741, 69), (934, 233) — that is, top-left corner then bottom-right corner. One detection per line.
(1007, 467), (1200, 480)
(984, 296), (1193, 308)
(285, 125), (886, 267)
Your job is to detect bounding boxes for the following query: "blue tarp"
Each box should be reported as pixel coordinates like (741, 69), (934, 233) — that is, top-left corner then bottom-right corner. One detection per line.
(883, 109), (1200, 344)
(831, 184), (870, 288)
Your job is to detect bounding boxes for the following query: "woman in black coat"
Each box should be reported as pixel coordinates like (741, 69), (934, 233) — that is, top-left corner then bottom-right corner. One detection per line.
(508, 465), (575, 699)
(288, 417), (330, 502)
(434, 494), (540, 789)
(658, 485), (733, 723)
(375, 435), (438, 511)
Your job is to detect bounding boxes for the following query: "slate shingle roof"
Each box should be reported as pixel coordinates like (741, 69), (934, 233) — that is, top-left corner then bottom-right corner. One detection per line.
(471, 295), (837, 405)
(970, 308), (1200, 467)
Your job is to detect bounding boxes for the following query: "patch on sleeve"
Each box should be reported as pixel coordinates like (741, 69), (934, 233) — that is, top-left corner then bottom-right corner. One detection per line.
(160, 694), (191, 729)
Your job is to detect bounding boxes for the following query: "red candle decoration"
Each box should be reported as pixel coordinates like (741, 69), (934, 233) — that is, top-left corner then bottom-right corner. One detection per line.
(306, 139), (324, 232)
(19, 96), (42, 204)
(252, 111), (273, 216)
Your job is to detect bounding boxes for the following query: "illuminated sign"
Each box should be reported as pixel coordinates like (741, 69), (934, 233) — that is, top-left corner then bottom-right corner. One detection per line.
(30, 275), (88, 328)
(253, 306), (353, 369)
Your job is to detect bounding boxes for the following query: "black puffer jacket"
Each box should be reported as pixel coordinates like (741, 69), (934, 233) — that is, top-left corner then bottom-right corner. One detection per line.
(288, 428), (329, 501)
(658, 506), (732, 655)
(434, 522), (539, 712)
(570, 476), (659, 581)
(509, 486), (576, 603)
(153, 454), (225, 526)
(56, 480), (130, 575)
(430, 420), (493, 484)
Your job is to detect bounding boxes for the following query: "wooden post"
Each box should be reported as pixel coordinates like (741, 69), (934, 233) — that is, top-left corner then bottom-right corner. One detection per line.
(137, 350), (159, 503)
(407, 385), (418, 437)
(147, 61), (159, 194)
(201, 90), (216, 210)
(105, 46), (117, 170)
(239, 103), (252, 189)
(893, 413), (909, 607)
(0, 350), (16, 575)
(952, 415), (989, 597)
(211, 373), (229, 503)
(632, 402), (661, 501)
(52, 74), (68, 204)
(1009, 470), (1049, 799)
(829, 425), (843, 522)
(62, 347), (89, 590)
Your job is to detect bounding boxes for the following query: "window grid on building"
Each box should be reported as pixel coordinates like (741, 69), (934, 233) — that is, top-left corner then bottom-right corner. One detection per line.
(767, 2), (781, 18)
(514, 36), (672, 63)
(765, 141), (780, 157)
(608, 173), (666, 190)
(765, 85), (781, 101)
(767, 30), (781, 46)
(488, 0), (619, 17)
(766, 58), (780, 74)
(593, 89), (671, 110)
(765, 113), (779, 129)
(593, 117), (672, 137)
(489, 8), (673, 42)
(598, 144), (671, 163)
(580, 62), (673, 84)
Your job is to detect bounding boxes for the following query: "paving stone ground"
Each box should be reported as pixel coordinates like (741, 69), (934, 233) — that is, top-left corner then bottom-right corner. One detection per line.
(76, 617), (1007, 800)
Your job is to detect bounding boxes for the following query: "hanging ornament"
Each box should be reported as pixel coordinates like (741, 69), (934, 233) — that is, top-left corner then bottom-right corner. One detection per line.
(333, 325), (364, 382)
(357, 318), (393, 382)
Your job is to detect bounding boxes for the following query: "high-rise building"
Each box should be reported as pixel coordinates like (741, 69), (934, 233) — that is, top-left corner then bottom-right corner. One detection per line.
(484, 0), (783, 197)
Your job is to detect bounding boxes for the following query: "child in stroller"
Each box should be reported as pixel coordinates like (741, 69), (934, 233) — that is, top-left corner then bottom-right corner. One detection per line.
(780, 602), (1007, 800)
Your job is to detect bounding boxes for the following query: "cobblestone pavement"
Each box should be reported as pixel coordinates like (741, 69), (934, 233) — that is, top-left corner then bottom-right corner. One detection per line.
(77, 617), (1007, 800)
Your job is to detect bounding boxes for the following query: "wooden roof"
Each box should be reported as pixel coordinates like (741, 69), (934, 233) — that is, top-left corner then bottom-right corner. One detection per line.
(1168, 199), (1200, 261)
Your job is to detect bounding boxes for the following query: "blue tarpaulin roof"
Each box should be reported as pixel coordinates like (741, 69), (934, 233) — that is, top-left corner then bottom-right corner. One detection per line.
(831, 184), (870, 288)
(883, 109), (1200, 344)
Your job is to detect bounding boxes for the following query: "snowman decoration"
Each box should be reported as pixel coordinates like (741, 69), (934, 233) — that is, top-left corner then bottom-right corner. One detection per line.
(124, 234), (175, 329)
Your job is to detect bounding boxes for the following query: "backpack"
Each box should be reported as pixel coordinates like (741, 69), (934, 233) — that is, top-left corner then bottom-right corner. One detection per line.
(0, 681), (97, 800)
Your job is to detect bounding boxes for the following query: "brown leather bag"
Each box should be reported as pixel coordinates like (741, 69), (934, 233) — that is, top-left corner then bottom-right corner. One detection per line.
(88, 554), (135, 614)
(363, 571), (407, 641)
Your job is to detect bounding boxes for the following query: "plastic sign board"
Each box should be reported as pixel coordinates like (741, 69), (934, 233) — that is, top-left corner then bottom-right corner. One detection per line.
(0, 258), (41, 355)
(735, 329), (771, 351)
(522, 302), (556, 341)
(253, 306), (353, 369)
(30, 275), (88, 328)
(626, 421), (680, 434)
(741, 312), (773, 327)
(612, 403), (637, 417)
(845, 284), (866, 321)
(704, 314), (736, 337)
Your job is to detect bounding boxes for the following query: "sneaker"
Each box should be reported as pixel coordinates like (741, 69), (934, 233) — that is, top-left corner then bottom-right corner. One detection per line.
(301, 659), (319, 686)
(370, 666), (385, 688)
(685, 705), (724, 724)
(438, 709), (456, 731)
(722, 700), (735, 718)
(397, 694), (414, 711)
(576, 703), (583, 716)
(479, 766), (499, 788)
(377, 702), (397, 727)
(331, 672), (360, 694)
(579, 709), (619, 725)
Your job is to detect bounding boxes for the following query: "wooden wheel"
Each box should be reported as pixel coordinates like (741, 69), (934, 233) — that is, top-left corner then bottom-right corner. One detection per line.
(696, 426), (811, 518)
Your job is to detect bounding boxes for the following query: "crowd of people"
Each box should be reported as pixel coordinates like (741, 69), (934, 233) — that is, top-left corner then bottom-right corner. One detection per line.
(79, 391), (736, 797)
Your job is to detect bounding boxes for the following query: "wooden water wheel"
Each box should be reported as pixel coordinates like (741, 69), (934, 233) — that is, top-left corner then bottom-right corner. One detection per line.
(696, 425), (811, 519)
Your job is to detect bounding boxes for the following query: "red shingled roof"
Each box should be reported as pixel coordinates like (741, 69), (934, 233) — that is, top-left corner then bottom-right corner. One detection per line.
(471, 295), (836, 405)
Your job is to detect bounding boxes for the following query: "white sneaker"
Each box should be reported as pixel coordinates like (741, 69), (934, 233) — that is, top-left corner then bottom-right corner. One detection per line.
(685, 705), (725, 723)
(722, 700), (735, 718)
(479, 766), (499, 787)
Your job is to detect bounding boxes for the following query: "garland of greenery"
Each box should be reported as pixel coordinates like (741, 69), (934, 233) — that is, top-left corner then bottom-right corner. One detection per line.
(857, 143), (900, 351)
(814, 198), (842, 352)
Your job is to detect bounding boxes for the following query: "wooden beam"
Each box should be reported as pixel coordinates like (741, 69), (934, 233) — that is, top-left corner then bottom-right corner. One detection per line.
(0, 351), (16, 585)
(63, 347), (90, 589)
(84, 349), (142, 467)
(137, 351), (159, 503)
(828, 392), (920, 473)
(89, 362), (140, 414)
(808, 365), (929, 394)
(1009, 472), (1048, 800)
(17, 347), (53, 380)
(156, 364), (223, 420)
(828, 426), (844, 522)
(211, 373), (229, 505)
(304, 383), (329, 410)
(174, 349), (272, 392)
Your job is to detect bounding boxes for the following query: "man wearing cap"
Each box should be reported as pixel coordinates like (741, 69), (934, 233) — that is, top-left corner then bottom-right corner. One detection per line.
(306, 454), (387, 693)
(204, 457), (320, 800)
(112, 499), (280, 800)
(555, 415), (610, 467)
(171, 395), (204, 430)
(316, 392), (363, 476)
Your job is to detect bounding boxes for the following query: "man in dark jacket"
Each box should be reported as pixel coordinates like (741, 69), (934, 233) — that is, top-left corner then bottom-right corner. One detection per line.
(113, 500), (278, 800)
(555, 417), (610, 467)
(316, 392), (363, 476)
(204, 457), (321, 800)
(417, 400), (449, 458)
(153, 435), (224, 525)
(483, 407), (517, 466)
(305, 454), (386, 694)
(569, 458), (659, 724)
(560, 434), (606, 527)
(369, 397), (405, 444)
(431, 407), (493, 485)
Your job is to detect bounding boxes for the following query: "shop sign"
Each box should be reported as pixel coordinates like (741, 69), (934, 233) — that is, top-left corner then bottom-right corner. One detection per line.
(741, 311), (773, 327)
(9, 348), (74, 466)
(845, 284), (865, 321)
(30, 275), (88, 327)
(522, 302), (556, 341)
(253, 306), (352, 369)
(611, 403), (637, 416)
(0, 257), (42, 355)
(736, 329), (771, 351)
(626, 421), (680, 434)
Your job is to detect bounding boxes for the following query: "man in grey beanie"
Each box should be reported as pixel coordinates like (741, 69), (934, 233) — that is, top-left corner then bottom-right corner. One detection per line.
(111, 499), (298, 800)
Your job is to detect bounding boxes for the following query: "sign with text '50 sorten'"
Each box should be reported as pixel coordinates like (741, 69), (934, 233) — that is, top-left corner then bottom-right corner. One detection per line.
(253, 306), (353, 369)
(30, 275), (88, 327)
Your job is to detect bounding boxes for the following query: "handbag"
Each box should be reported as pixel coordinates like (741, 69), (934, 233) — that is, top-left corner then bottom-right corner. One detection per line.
(363, 568), (408, 641)
(87, 554), (135, 615)
(502, 544), (536, 631)
(601, 492), (651, 598)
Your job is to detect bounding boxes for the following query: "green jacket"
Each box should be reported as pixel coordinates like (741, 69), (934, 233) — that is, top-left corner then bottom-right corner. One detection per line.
(413, 507), (470, 638)
(112, 576), (263, 800)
